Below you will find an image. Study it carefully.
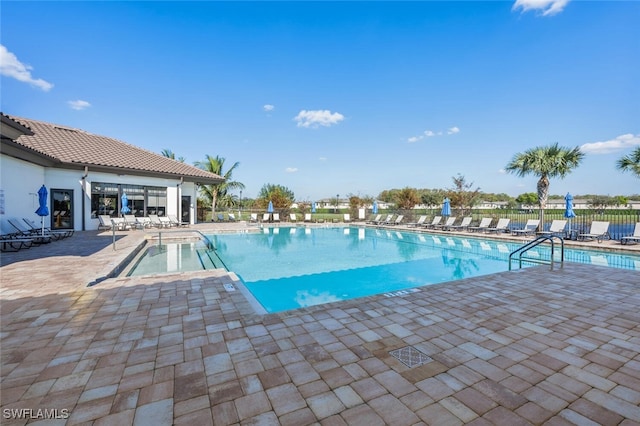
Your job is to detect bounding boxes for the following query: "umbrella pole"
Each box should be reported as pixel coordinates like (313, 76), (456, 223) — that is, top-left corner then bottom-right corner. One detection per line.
(42, 217), (45, 236)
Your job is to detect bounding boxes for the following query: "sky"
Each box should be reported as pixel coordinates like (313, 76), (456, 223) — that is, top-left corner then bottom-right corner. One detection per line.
(1, 0), (639, 201)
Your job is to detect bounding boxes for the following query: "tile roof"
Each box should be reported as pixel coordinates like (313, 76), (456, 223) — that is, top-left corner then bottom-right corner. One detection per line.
(5, 115), (224, 184)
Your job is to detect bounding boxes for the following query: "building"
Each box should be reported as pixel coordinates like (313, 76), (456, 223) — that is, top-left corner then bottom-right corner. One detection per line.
(1, 114), (224, 231)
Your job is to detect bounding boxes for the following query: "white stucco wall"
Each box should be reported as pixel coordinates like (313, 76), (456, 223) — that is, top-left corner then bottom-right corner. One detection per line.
(1, 153), (201, 232)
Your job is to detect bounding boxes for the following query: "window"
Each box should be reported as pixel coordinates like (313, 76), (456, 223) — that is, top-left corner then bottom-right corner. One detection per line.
(91, 182), (166, 218)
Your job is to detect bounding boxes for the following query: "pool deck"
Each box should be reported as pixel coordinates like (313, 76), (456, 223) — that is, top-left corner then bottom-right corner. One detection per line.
(1, 222), (639, 425)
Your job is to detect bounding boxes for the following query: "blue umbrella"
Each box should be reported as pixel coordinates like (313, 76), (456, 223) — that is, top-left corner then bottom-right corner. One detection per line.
(565, 192), (576, 234)
(121, 193), (131, 214)
(35, 185), (49, 236)
(441, 198), (451, 217)
(267, 200), (274, 213)
(311, 202), (316, 213)
(372, 201), (378, 214)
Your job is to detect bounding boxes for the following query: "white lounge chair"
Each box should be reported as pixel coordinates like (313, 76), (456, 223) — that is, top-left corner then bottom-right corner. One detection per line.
(380, 214), (395, 225)
(448, 217), (472, 231)
(389, 215), (404, 226)
(367, 214), (382, 224)
(511, 219), (540, 236)
(434, 216), (456, 230)
(578, 221), (610, 243)
(262, 213), (270, 222)
(423, 216), (442, 229)
(250, 213), (258, 223)
(290, 213), (297, 222)
(486, 218), (510, 233)
(98, 215), (114, 230)
(227, 213), (237, 222)
(304, 213), (312, 223)
(468, 218), (492, 232)
(273, 213), (281, 223)
(343, 214), (351, 222)
(621, 223), (640, 245)
(537, 220), (567, 237)
(407, 215), (427, 227)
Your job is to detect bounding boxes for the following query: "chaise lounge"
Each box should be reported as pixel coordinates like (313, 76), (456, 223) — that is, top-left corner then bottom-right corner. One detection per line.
(620, 223), (640, 245)
(578, 221), (610, 243)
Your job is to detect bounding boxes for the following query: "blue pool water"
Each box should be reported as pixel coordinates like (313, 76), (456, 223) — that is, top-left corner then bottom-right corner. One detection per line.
(206, 227), (640, 313)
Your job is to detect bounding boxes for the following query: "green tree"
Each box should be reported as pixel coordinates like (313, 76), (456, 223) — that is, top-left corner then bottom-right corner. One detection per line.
(160, 149), (185, 163)
(515, 192), (538, 205)
(505, 143), (584, 227)
(420, 189), (444, 208)
(448, 174), (481, 213)
(617, 147), (640, 178)
(256, 184), (295, 210)
(195, 155), (244, 217)
(395, 187), (420, 209)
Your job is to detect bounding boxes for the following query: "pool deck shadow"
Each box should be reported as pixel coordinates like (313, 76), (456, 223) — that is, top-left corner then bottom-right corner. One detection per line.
(1, 222), (639, 425)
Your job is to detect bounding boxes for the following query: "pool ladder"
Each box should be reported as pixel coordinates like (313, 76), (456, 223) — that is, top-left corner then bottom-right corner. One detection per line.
(509, 235), (564, 270)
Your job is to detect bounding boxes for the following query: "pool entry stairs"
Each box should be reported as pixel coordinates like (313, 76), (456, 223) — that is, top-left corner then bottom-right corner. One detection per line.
(509, 235), (564, 270)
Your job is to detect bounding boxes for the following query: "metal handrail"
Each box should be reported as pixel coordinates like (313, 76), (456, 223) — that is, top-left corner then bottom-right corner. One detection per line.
(157, 228), (215, 250)
(509, 234), (564, 270)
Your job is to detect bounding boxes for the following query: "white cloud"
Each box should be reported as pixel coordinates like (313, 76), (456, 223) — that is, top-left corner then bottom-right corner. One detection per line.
(0, 45), (54, 91)
(512, 0), (569, 16)
(498, 169), (507, 174)
(580, 133), (640, 154)
(319, 157), (327, 161)
(424, 130), (435, 137)
(263, 104), (274, 112)
(447, 126), (460, 135)
(408, 136), (422, 143)
(294, 110), (344, 128)
(68, 100), (91, 110)
(407, 127), (459, 143)
(285, 167), (298, 173)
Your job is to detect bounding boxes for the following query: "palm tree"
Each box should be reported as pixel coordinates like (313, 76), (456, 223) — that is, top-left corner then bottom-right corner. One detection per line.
(160, 149), (185, 163)
(195, 155), (245, 218)
(505, 143), (584, 227)
(616, 147), (640, 178)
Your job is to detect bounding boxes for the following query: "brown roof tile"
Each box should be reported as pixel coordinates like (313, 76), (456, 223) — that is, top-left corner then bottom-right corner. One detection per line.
(7, 115), (224, 184)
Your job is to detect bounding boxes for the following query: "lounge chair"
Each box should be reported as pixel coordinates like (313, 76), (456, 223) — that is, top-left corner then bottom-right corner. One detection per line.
(468, 218), (492, 232)
(304, 213), (312, 223)
(578, 221), (610, 243)
(380, 214), (395, 225)
(367, 214), (382, 224)
(290, 213), (297, 222)
(448, 216), (472, 232)
(227, 213), (237, 222)
(6, 218), (54, 243)
(1, 237), (34, 252)
(407, 215), (427, 228)
(273, 213), (281, 223)
(124, 214), (143, 230)
(621, 223), (640, 245)
(537, 219), (567, 238)
(262, 213), (270, 222)
(343, 214), (351, 222)
(217, 213), (226, 222)
(423, 216), (442, 229)
(250, 213), (258, 223)
(159, 216), (173, 227)
(22, 218), (74, 238)
(148, 214), (167, 228)
(388, 215), (404, 226)
(137, 217), (153, 229)
(98, 215), (114, 230)
(111, 217), (131, 231)
(168, 214), (188, 227)
(433, 217), (456, 231)
(511, 219), (540, 236)
(486, 218), (510, 233)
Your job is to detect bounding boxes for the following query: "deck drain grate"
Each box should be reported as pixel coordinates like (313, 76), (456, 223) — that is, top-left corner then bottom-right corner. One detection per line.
(389, 346), (433, 368)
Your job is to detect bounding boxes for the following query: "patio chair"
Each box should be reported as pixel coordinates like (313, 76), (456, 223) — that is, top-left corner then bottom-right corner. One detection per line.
(343, 213), (351, 222)
(228, 213), (237, 222)
(111, 217), (131, 231)
(367, 214), (382, 224)
(168, 215), (188, 227)
(22, 217), (74, 238)
(511, 219), (540, 236)
(468, 218), (492, 232)
(1, 237), (34, 252)
(148, 214), (166, 228)
(250, 213), (258, 223)
(578, 221), (610, 243)
(407, 215), (427, 227)
(217, 213), (226, 222)
(262, 213), (271, 222)
(423, 216), (442, 229)
(388, 215), (404, 226)
(433, 216), (456, 231)
(304, 213), (312, 223)
(621, 223), (640, 245)
(448, 216), (472, 231)
(273, 213), (281, 223)
(537, 219), (567, 238)
(136, 216), (154, 229)
(289, 213), (297, 222)
(124, 214), (143, 230)
(380, 214), (395, 225)
(486, 218), (510, 233)
(6, 218), (54, 243)
(159, 216), (173, 227)
(98, 215), (113, 230)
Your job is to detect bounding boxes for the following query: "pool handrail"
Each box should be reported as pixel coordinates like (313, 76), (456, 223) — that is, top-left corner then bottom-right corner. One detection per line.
(509, 234), (564, 270)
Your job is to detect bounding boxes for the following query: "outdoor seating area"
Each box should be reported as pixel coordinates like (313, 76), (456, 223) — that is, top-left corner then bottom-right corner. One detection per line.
(0, 217), (74, 251)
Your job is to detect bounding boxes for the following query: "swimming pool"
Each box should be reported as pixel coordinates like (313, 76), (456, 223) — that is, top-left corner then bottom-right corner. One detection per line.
(128, 227), (640, 313)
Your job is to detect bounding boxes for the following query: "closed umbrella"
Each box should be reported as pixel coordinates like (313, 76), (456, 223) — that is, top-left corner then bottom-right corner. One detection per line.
(311, 202), (316, 213)
(372, 201), (378, 215)
(441, 198), (451, 217)
(121, 193), (131, 214)
(564, 193), (576, 235)
(267, 200), (274, 213)
(35, 185), (49, 236)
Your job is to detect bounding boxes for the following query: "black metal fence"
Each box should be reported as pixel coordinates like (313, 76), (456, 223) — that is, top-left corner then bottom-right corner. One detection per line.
(383, 208), (640, 241)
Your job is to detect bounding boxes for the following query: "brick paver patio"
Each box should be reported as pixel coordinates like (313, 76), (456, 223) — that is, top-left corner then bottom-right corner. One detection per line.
(1, 223), (639, 425)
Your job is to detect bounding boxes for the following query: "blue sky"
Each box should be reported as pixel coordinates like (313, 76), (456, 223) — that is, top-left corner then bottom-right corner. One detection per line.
(2, 1), (638, 201)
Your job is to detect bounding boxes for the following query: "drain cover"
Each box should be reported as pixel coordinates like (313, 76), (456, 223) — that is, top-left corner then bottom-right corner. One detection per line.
(389, 346), (433, 368)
